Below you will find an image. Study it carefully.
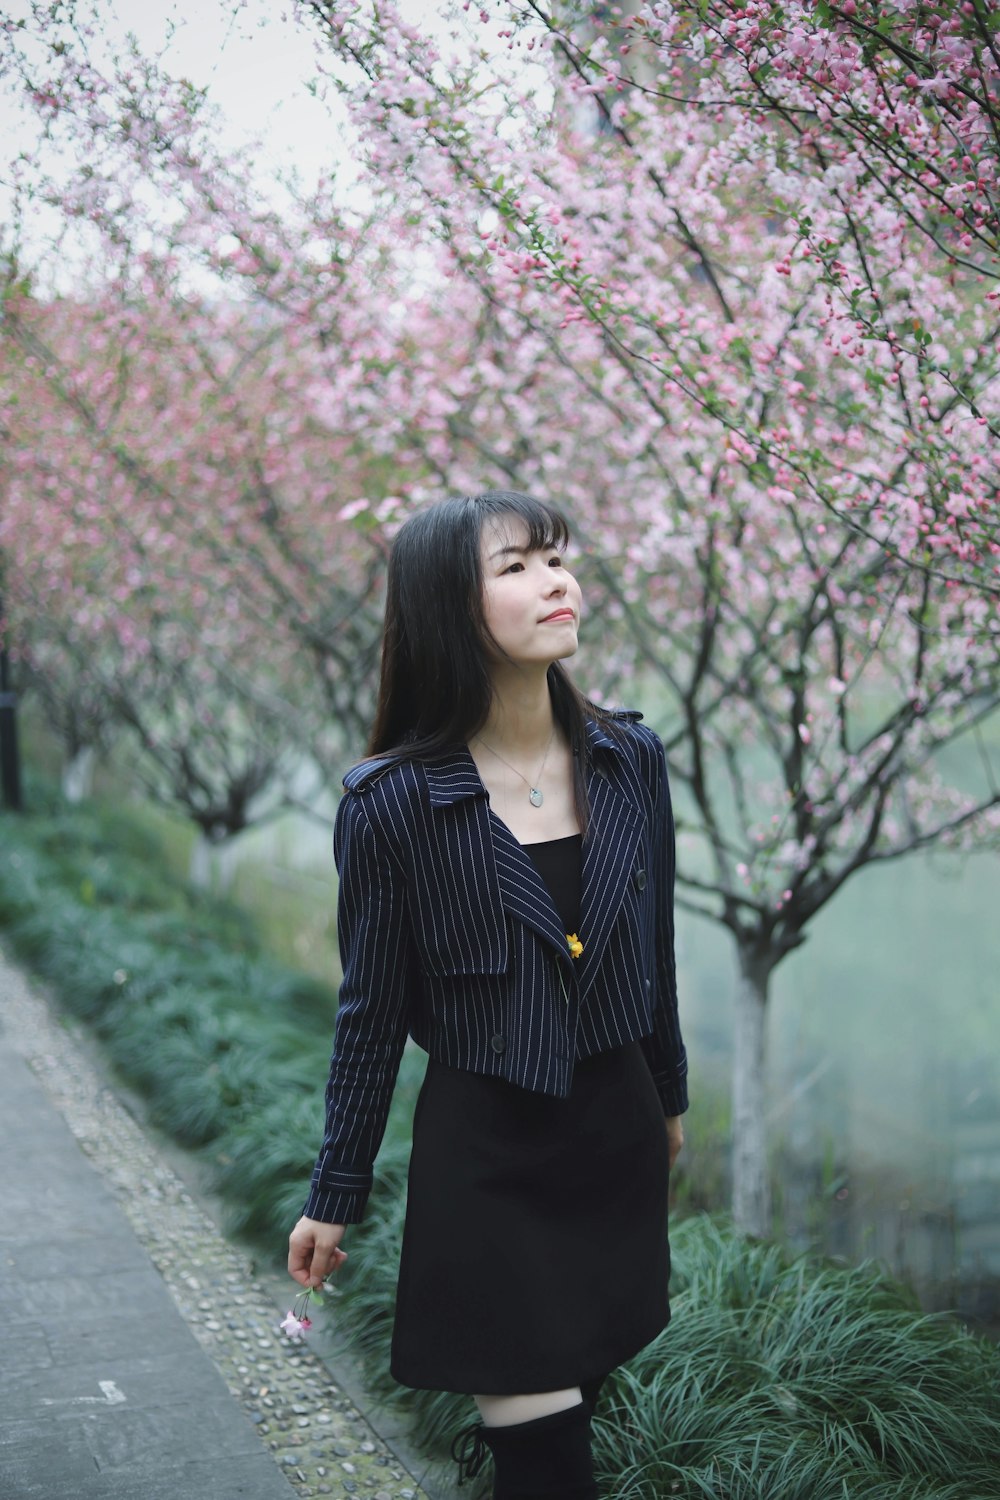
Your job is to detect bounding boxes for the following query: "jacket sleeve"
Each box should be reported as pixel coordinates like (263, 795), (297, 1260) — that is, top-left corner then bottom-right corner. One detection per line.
(302, 788), (415, 1224)
(638, 733), (689, 1117)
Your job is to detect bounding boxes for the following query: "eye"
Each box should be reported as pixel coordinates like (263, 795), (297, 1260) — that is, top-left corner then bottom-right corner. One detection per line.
(547, 554), (564, 567)
(503, 561), (525, 574)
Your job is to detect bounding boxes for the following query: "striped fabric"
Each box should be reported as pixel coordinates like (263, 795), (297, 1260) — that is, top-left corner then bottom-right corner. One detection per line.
(303, 713), (688, 1225)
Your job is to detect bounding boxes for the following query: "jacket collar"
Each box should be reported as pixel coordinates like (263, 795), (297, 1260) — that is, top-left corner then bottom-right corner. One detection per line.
(424, 717), (629, 809)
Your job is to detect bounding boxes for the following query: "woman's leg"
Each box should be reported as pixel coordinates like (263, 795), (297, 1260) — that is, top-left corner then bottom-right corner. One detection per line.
(475, 1388), (583, 1426)
(457, 1388), (597, 1498)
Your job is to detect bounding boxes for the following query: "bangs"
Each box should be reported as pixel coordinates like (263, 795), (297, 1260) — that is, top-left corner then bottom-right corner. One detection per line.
(474, 490), (571, 553)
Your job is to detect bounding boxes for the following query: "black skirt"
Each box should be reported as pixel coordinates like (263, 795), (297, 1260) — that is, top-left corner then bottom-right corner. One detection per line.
(389, 1037), (672, 1394)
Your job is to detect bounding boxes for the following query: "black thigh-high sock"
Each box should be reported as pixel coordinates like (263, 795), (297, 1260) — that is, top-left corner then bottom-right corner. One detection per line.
(479, 1399), (598, 1500)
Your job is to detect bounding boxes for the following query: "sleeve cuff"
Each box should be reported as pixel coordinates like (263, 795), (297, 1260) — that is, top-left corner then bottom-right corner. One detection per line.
(302, 1159), (374, 1224)
(640, 1034), (688, 1116)
(301, 1182), (369, 1225)
(654, 1075), (689, 1117)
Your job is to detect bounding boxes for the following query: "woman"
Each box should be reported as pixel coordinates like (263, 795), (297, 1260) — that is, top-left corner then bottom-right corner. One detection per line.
(288, 491), (687, 1500)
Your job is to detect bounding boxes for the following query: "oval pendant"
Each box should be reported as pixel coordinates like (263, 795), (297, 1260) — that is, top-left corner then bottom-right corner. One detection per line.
(529, 787), (544, 808)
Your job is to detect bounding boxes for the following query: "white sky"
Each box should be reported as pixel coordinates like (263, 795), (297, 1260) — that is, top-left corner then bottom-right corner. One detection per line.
(0, 0), (526, 285)
(142, 0), (350, 187)
(1, 0), (553, 297)
(1, 0), (355, 197)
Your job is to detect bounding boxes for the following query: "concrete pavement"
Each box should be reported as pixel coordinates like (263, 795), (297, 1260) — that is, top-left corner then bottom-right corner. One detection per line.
(0, 944), (448, 1500)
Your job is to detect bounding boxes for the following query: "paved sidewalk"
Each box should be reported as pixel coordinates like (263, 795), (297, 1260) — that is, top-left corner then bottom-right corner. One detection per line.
(0, 947), (447, 1500)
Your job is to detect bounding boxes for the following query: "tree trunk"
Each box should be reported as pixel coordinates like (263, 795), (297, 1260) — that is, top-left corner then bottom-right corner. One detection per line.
(0, 613), (22, 811)
(189, 830), (239, 894)
(62, 745), (95, 804)
(731, 954), (772, 1238)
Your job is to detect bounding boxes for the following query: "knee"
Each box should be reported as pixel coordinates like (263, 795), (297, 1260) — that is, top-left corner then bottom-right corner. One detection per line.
(474, 1387), (583, 1427)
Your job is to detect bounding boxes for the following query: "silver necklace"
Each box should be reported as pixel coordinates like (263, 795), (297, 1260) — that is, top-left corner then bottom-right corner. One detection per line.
(475, 725), (556, 808)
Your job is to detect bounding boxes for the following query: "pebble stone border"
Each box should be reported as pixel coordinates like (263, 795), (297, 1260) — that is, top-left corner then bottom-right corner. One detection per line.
(0, 947), (435, 1500)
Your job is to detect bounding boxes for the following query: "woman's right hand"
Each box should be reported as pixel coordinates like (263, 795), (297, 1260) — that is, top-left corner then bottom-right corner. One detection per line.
(287, 1216), (349, 1289)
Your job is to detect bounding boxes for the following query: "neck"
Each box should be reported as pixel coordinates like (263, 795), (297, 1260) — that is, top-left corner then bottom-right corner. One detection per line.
(479, 664), (556, 758)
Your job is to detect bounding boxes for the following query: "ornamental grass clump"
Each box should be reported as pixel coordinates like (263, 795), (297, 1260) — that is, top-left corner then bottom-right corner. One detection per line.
(590, 1219), (1000, 1500)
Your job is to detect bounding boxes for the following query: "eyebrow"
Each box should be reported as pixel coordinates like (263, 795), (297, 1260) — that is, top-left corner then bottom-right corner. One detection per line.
(488, 542), (560, 559)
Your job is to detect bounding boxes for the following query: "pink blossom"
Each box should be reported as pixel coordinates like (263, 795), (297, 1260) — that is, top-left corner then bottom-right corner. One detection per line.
(279, 1311), (312, 1341)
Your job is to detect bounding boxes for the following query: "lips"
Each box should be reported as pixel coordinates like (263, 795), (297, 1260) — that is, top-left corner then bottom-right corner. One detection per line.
(540, 608), (575, 622)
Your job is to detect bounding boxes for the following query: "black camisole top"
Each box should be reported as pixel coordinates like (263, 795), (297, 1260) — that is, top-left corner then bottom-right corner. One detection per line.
(522, 833), (583, 937)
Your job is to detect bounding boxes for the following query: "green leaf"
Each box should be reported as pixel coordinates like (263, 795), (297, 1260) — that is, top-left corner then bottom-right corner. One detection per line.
(747, 458), (776, 486)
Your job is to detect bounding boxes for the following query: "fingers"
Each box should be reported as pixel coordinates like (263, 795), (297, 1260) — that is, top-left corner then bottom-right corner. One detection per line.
(287, 1219), (349, 1289)
(309, 1245), (348, 1288)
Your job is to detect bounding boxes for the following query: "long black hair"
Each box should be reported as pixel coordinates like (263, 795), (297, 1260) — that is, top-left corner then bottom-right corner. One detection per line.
(366, 490), (618, 831)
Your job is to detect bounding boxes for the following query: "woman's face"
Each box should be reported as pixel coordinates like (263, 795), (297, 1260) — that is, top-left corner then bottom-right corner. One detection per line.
(479, 515), (582, 668)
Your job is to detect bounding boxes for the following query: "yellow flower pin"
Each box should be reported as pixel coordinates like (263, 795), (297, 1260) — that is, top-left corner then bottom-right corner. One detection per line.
(566, 933), (583, 960)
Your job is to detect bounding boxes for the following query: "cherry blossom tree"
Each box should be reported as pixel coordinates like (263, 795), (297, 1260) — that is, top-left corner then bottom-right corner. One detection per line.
(0, 15), (402, 831)
(304, 0), (999, 589)
(0, 314), (283, 852)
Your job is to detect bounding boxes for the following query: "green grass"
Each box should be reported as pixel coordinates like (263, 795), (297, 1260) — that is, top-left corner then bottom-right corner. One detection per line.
(594, 1219), (1000, 1498)
(2, 777), (999, 1499)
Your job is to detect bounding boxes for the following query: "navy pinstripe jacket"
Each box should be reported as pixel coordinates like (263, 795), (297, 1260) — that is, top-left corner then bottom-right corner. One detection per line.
(303, 711), (688, 1225)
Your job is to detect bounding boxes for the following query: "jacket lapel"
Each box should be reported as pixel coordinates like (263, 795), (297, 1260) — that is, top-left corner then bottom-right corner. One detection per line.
(424, 752), (568, 962)
(489, 811), (574, 959)
(577, 757), (642, 998)
(424, 722), (642, 981)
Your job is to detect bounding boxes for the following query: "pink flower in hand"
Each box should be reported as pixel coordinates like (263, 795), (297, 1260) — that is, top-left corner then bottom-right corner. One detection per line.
(281, 1284), (329, 1340)
(280, 1310), (313, 1340)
